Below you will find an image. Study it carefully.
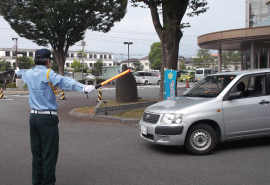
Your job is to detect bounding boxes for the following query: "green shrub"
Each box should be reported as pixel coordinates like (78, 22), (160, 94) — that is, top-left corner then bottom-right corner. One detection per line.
(6, 83), (16, 88)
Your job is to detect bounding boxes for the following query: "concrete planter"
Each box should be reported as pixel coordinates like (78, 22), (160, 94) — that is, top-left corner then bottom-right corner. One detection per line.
(94, 100), (157, 116)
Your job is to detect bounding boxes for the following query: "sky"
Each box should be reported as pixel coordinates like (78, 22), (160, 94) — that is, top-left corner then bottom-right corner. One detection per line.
(0, 0), (245, 61)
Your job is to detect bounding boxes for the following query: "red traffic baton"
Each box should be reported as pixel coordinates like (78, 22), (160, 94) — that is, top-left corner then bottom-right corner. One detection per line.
(95, 69), (130, 89)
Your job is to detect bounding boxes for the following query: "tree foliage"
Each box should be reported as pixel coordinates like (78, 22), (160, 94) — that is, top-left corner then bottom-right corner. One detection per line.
(149, 42), (162, 70)
(17, 56), (35, 69)
(0, 0), (127, 75)
(222, 51), (241, 70)
(71, 59), (89, 73)
(131, 0), (208, 101)
(193, 49), (214, 68)
(134, 62), (144, 71)
(92, 59), (103, 76)
(0, 58), (12, 71)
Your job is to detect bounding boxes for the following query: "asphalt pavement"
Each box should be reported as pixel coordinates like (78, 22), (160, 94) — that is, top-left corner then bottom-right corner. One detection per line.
(1, 84), (270, 185)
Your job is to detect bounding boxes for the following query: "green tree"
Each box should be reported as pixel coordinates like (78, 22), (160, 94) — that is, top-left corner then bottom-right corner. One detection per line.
(71, 59), (89, 73)
(149, 42), (162, 70)
(92, 59), (103, 76)
(193, 49), (214, 68)
(134, 62), (144, 71)
(179, 61), (186, 70)
(0, 0), (127, 76)
(222, 51), (241, 70)
(131, 0), (209, 101)
(17, 56), (35, 69)
(0, 58), (12, 71)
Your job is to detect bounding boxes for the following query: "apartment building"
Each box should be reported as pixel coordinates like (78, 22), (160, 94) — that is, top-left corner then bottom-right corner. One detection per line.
(0, 48), (113, 70)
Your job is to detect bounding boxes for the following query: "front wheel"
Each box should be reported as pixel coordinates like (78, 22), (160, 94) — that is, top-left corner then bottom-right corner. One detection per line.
(157, 80), (160, 85)
(185, 124), (217, 155)
(144, 80), (148, 85)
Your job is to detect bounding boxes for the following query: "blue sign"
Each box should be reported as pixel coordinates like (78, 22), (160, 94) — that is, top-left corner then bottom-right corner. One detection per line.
(164, 69), (177, 100)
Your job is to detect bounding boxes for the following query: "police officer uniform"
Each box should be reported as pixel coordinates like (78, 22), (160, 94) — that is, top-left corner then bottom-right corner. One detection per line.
(16, 49), (95, 185)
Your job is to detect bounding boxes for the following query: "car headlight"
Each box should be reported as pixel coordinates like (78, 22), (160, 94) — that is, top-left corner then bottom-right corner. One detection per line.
(160, 113), (184, 124)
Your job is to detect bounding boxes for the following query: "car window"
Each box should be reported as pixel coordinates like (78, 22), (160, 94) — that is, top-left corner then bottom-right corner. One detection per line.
(231, 75), (264, 98)
(196, 70), (203, 74)
(151, 73), (156, 76)
(182, 75), (236, 97)
(137, 72), (144, 76)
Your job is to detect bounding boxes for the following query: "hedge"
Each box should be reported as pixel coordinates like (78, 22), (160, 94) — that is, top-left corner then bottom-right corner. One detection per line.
(6, 83), (16, 88)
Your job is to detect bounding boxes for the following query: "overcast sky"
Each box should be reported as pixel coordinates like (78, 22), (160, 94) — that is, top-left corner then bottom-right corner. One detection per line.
(0, 0), (245, 61)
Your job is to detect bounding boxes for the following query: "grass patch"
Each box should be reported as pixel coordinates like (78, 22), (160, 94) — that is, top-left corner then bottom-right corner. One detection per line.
(100, 99), (154, 107)
(74, 106), (95, 114)
(110, 108), (145, 119)
(74, 99), (153, 118)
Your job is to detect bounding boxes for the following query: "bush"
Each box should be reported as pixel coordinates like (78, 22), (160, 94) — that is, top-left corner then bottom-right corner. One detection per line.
(6, 83), (16, 88)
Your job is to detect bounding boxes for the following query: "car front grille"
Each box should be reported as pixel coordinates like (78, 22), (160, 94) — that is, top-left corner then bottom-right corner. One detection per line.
(142, 112), (160, 124)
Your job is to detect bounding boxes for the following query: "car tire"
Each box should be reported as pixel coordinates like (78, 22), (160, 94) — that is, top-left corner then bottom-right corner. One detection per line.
(157, 80), (160, 85)
(185, 124), (217, 155)
(144, 80), (148, 85)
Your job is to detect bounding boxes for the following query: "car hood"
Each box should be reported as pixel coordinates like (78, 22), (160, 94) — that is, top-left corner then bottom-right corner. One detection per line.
(145, 97), (213, 113)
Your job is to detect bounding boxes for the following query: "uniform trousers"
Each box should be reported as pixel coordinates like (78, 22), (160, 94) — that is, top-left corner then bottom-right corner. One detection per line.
(29, 113), (59, 185)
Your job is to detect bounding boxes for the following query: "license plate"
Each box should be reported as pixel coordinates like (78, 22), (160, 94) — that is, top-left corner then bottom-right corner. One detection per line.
(138, 80), (140, 83)
(140, 125), (147, 135)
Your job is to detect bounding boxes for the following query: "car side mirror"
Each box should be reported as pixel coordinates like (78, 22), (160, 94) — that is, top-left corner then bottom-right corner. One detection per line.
(228, 91), (242, 100)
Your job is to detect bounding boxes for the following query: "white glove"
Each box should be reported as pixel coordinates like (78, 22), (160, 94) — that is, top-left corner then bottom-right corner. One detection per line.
(15, 66), (20, 74)
(83, 85), (95, 93)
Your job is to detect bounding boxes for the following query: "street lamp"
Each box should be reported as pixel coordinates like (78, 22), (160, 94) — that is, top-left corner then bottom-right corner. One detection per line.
(124, 42), (133, 67)
(12, 38), (18, 68)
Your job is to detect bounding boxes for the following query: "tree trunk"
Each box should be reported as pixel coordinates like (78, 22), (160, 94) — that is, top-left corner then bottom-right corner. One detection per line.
(53, 48), (67, 76)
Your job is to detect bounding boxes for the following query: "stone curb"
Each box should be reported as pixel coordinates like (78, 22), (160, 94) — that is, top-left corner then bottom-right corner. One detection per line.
(69, 108), (140, 125)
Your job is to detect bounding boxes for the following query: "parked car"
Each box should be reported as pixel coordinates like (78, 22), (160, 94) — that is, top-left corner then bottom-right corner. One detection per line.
(85, 74), (96, 80)
(134, 71), (160, 85)
(195, 68), (214, 82)
(179, 71), (195, 82)
(139, 69), (270, 155)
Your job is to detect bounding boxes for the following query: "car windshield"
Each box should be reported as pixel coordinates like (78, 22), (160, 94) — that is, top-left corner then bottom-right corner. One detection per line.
(182, 75), (236, 97)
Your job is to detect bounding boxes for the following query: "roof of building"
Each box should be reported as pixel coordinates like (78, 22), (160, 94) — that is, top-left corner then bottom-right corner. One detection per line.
(198, 26), (270, 50)
(121, 58), (139, 63)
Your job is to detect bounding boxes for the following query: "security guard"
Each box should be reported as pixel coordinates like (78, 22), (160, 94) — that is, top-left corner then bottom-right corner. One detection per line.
(15, 49), (95, 185)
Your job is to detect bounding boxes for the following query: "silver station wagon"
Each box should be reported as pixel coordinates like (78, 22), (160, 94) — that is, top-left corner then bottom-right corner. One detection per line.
(139, 69), (270, 155)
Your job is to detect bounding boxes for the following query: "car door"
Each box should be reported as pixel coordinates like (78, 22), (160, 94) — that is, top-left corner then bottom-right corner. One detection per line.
(151, 72), (158, 83)
(223, 74), (270, 138)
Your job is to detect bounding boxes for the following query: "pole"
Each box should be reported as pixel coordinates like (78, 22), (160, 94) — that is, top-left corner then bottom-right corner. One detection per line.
(128, 44), (130, 67)
(12, 38), (18, 68)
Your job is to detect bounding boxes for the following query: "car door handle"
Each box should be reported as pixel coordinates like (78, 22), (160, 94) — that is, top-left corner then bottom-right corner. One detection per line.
(259, 100), (270, 104)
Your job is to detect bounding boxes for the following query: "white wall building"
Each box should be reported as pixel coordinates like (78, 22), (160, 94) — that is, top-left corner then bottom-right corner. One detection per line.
(139, 56), (150, 71)
(0, 48), (114, 70)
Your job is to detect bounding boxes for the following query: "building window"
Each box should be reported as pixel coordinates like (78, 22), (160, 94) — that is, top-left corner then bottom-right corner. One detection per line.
(94, 54), (97, 59)
(100, 55), (103, 59)
(89, 63), (93, 67)
(89, 54), (92, 58)
(66, 63), (70, 67)
(5, 51), (10, 56)
(29, 52), (33, 57)
(109, 63), (112, 66)
(109, 55), (111, 59)
(67, 53), (69, 58)
(104, 55), (107, 59)
(12, 51), (16, 56)
(71, 53), (74, 58)
(145, 63), (148, 66)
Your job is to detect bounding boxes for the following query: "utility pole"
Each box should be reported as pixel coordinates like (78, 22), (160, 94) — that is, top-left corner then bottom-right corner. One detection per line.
(12, 38), (18, 68)
(124, 42), (133, 68)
